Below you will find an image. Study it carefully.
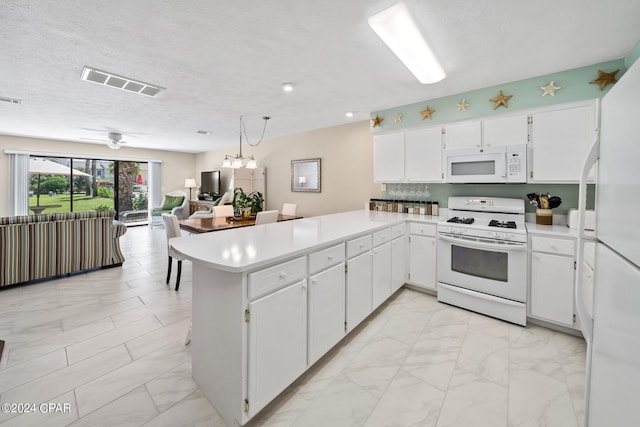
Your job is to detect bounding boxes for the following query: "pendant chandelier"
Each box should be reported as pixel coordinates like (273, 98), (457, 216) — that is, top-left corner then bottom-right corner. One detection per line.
(222, 115), (270, 169)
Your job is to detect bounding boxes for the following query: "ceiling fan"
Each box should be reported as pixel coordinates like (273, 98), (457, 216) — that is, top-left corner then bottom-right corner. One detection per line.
(80, 132), (129, 150)
(105, 132), (127, 150)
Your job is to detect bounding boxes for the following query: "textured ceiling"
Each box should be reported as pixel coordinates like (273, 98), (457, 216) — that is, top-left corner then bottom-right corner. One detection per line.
(1, 0), (639, 153)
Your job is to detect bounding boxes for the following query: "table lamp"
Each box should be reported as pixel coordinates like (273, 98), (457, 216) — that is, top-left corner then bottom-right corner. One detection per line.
(185, 178), (197, 200)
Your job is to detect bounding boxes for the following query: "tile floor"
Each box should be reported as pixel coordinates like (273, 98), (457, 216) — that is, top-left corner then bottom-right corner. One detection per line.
(0, 226), (586, 426)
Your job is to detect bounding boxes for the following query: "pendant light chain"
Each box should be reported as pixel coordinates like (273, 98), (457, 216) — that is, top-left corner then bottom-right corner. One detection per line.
(243, 115), (270, 147)
(222, 115), (270, 168)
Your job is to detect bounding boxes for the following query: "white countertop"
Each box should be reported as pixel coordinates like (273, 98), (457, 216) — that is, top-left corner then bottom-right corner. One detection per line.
(525, 222), (596, 239)
(170, 210), (442, 273)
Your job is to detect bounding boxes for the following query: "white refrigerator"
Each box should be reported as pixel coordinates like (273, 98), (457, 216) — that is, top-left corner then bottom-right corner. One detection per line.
(575, 56), (640, 426)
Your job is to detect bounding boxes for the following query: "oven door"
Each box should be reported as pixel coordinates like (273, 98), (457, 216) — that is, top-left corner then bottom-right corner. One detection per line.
(437, 232), (527, 302)
(445, 148), (506, 183)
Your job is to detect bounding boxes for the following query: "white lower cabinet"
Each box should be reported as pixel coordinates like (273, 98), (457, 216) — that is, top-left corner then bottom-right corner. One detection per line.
(529, 235), (576, 327)
(372, 241), (392, 309)
(346, 251), (372, 332)
(247, 280), (308, 416)
(391, 235), (408, 292)
(308, 263), (346, 364)
(408, 223), (437, 291)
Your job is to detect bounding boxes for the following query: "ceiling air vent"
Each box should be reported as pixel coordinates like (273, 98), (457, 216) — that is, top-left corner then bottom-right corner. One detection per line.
(80, 66), (164, 97)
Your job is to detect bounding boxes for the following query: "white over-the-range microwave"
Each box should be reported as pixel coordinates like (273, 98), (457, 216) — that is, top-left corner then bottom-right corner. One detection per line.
(444, 144), (527, 183)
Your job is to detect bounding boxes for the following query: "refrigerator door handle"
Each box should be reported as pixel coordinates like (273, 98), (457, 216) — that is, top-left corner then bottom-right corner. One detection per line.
(575, 125), (600, 427)
(574, 132), (599, 343)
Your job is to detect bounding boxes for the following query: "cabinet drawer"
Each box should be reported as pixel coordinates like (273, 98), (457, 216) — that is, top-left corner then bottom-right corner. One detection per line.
(409, 222), (436, 237)
(531, 236), (575, 256)
(346, 235), (371, 259)
(373, 228), (392, 247)
(391, 223), (406, 239)
(248, 256), (307, 300)
(309, 243), (345, 275)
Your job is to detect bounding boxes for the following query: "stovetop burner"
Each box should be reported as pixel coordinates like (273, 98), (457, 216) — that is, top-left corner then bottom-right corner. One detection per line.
(447, 217), (475, 224)
(489, 220), (517, 229)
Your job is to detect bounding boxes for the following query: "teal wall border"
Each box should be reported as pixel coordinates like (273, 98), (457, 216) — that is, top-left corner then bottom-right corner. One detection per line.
(625, 40), (640, 68)
(370, 59), (626, 131)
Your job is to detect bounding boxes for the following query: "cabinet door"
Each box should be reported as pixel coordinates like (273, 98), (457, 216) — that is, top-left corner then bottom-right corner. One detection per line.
(308, 263), (346, 365)
(372, 241), (392, 309)
(247, 280), (307, 416)
(530, 252), (575, 326)
(346, 251), (372, 332)
(391, 236), (407, 292)
(483, 115), (529, 147)
(530, 103), (596, 182)
(409, 235), (436, 291)
(443, 121), (481, 150)
(373, 133), (405, 182)
(405, 127), (443, 182)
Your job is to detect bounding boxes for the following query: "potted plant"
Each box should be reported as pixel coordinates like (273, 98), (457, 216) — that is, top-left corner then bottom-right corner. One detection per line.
(232, 188), (264, 217)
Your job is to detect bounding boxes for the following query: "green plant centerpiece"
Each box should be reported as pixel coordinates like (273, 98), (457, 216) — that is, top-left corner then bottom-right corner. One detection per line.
(232, 188), (264, 217)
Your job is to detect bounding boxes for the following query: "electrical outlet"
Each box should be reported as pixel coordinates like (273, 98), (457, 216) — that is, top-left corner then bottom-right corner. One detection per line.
(381, 183), (386, 191)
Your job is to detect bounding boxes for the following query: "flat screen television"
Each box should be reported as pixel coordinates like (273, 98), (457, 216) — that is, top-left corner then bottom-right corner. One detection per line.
(200, 170), (221, 198)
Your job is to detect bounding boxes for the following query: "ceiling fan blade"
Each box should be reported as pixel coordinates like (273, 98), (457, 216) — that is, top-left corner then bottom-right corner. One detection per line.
(80, 137), (109, 142)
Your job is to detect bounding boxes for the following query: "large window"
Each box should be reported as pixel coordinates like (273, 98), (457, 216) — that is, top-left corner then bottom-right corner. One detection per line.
(27, 156), (148, 225)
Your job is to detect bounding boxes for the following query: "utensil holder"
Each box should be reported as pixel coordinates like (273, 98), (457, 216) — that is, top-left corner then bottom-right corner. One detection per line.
(536, 208), (553, 225)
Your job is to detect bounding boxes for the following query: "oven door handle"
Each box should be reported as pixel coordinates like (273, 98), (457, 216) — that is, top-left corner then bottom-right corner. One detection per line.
(438, 233), (527, 251)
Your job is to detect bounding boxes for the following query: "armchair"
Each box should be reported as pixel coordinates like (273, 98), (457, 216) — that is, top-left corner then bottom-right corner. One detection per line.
(150, 190), (188, 227)
(188, 191), (233, 219)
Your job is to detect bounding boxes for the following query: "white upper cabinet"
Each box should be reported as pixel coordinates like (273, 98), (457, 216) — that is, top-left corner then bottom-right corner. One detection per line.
(530, 101), (597, 182)
(405, 127), (443, 182)
(372, 99), (598, 184)
(483, 115), (529, 147)
(373, 133), (405, 183)
(443, 121), (482, 150)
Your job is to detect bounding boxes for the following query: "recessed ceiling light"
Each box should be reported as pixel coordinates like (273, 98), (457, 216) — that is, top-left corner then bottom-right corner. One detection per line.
(345, 112), (354, 117)
(80, 66), (165, 97)
(368, 3), (446, 84)
(281, 82), (295, 92)
(197, 130), (212, 135)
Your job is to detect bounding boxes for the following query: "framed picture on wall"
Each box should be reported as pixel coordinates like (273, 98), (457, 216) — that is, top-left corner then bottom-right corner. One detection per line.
(291, 158), (320, 192)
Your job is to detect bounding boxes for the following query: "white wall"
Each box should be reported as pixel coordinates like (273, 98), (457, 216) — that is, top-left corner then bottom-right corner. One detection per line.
(195, 120), (382, 217)
(1, 120), (381, 218)
(0, 135), (196, 217)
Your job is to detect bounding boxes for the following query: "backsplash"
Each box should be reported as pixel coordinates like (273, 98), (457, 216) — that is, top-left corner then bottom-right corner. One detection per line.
(381, 183), (595, 214)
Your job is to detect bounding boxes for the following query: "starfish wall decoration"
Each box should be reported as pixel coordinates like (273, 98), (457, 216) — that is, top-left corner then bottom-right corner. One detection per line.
(540, 81), (561, 96)
(589, 69), (619, 91)
(456, 99), (470, 111)
(489, 90), (513, 110)
(393, 113), (402, 123)
(420, 105), (436, 120)
(371, 114), (383, 127)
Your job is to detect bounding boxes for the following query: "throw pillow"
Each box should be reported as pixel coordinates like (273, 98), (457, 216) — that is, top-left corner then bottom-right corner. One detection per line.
(162, 195), (185, 210)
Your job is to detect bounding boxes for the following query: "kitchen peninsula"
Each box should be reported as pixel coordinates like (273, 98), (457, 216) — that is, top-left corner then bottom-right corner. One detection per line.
(170, 210), (440, 426)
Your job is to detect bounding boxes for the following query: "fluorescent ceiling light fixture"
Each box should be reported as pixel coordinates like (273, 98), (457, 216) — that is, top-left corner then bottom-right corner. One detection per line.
(345, 112), (354, 118)
(368, 2), (445, 84)
(281, 82), (295, 92)
(80, 66), (165, 97)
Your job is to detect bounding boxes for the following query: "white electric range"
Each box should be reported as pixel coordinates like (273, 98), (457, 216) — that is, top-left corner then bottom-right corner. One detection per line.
(436, 197), (528, 326)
